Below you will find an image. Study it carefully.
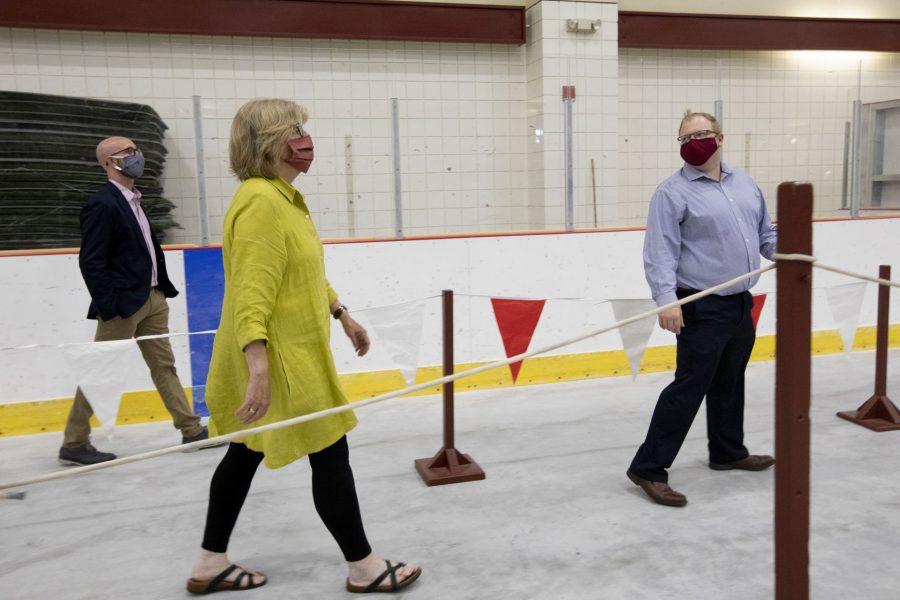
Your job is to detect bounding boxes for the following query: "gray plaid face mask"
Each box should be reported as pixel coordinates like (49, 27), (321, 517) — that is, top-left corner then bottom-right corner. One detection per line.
(115, 153), (145, 178)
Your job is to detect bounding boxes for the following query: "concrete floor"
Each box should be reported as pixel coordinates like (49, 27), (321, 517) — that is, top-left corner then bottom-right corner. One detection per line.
(1, 350), (899, 600)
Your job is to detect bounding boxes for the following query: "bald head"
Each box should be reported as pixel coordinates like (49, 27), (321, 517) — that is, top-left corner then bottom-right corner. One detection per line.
(96, 136), (135, 166)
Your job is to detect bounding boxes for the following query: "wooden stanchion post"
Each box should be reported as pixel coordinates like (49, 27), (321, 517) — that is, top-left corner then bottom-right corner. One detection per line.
(837, 265), (900, 431)
(414, 290), (486, 486)
(774, 182), (813, 600)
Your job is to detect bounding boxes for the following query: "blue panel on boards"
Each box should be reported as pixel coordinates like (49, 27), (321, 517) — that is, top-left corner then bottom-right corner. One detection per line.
(183, 247), (224, 416)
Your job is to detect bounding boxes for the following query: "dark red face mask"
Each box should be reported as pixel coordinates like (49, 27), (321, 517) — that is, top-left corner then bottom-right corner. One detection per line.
(680, 136), (719, 166)
(286, 134), (314, 173)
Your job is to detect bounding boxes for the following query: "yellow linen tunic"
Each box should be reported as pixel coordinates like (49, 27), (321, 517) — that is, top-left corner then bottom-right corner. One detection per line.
(206, 177), (357, 468)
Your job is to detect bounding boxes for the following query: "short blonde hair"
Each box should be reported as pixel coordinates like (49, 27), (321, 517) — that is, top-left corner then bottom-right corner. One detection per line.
(679, 109), (722, 136)
(229, 99), (309, 181)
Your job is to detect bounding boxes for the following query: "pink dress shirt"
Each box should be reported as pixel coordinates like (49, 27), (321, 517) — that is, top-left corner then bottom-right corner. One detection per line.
(110, 179), (158, 287)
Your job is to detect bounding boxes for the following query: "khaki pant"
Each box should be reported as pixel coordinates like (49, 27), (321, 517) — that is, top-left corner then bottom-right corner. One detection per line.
(63, 289), (202, 447)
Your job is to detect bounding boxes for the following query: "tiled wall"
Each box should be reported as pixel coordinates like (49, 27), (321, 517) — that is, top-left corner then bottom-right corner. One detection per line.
(619, 49), (900, 220)
(0, 27), (531, 243)
(526, 1), (621, 230)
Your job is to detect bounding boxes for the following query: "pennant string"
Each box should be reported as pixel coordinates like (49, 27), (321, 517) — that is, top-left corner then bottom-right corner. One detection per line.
(462, 293), (610, 302)
(0, 264), (775, 493)
(0, 256), (894, 353)
(0, 330), (217, 352)
(351, 294), (442, 313)
(0, 296), (442, 353)
(1, 254), (896, 492)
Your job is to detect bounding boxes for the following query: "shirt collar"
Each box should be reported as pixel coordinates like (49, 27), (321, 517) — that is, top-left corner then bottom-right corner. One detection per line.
(110, 179), (141, 203)
(682, 161), (733, 182)
(267, 177), (306, 207)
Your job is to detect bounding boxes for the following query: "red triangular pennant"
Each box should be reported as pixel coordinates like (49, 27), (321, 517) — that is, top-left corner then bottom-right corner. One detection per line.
(491, 298), (546, 383)
(751, 294), (767, 329)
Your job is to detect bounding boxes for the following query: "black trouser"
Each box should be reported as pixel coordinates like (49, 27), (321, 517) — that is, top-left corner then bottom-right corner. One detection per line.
(201, 436), (372, 561)
(629, 290), (756, 483)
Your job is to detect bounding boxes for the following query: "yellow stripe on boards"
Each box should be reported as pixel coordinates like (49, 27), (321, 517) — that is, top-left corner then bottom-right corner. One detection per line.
(1, 325), (898, 438)
(0, 389), (192, 438)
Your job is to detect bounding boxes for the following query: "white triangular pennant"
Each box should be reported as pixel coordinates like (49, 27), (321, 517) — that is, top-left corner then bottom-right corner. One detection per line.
(62, 339), (136, 438)
(610, 299), (658, 380)
(365, 300), (426, 386)
(824, 282), (868, 354)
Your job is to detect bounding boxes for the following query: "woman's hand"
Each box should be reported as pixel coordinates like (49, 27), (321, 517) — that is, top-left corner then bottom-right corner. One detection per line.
(236, 339), (270, 424)
(340, 314), (371, 357)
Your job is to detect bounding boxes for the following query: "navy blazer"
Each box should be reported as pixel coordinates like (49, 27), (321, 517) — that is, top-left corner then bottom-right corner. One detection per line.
(79, 181), (178, 320)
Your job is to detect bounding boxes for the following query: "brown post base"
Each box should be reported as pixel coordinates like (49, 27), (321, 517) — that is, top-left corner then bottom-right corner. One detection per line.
(414, 447), (485, 486)
(837, 394), (900, 432)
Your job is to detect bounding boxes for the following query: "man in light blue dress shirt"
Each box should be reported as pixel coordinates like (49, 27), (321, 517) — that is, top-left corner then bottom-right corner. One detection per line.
(626, 110), (778, 507)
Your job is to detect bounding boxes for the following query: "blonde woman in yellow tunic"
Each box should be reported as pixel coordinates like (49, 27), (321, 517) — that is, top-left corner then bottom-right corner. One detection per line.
(186, 99), (421, 595)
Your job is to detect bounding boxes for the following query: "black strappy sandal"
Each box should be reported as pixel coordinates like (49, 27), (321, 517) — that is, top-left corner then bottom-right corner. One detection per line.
(346, 560), (422, 593)
(186, 563), (267, 595)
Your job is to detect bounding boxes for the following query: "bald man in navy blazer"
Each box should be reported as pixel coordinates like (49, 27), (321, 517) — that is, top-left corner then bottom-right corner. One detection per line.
(59, 136), (214, 465)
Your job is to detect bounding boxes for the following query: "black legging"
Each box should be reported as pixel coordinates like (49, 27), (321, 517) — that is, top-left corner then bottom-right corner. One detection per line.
(201, 436), (372, 562)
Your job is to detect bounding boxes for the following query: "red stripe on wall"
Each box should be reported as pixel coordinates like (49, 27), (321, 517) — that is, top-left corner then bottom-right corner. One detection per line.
(619, 12), (900, 52)
(0, 0), (525, 45)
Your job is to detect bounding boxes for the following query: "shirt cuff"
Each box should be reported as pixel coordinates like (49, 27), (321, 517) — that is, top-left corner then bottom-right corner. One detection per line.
(236, 323), (268, 352)
(655, 291), (678, 307)
(326, 285), (338, 306)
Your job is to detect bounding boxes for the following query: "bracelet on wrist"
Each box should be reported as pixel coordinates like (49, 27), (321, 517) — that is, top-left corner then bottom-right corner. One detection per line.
(332, 304), (348, 320)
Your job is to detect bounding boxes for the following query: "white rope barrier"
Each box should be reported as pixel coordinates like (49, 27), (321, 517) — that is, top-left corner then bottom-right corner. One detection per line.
(1, 253), (896, 495)
(771, 253), (817, 263)
(814, 265), (898, 289)
(773, 252), (899, 288)
(0, 265), (774, 494)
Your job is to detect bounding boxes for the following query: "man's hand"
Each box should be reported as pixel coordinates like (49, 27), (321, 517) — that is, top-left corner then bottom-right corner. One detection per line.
(658, 306), (684, 334)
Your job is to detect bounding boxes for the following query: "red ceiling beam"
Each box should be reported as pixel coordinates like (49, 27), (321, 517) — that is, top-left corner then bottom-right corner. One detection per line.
(0, 0), (526, 45)
(620, 12), (900, 52)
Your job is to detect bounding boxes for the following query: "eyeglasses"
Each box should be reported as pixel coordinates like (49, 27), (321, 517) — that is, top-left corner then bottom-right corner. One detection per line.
(293, 123), (307, 137)
(110, 146), (142, 158)
(677, 130), (717, 145)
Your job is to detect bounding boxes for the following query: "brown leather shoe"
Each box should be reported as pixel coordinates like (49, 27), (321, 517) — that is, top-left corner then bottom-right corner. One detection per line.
(709, 454), (775, 471)
(626, 470), (687, 507)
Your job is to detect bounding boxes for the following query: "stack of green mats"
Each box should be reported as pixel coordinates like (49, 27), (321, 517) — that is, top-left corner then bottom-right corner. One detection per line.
(0, 91), (179, 250)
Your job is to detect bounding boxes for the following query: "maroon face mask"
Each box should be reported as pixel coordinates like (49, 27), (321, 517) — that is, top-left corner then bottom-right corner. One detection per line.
(286, 134), (314, 173)
(680, 136), (719, 166)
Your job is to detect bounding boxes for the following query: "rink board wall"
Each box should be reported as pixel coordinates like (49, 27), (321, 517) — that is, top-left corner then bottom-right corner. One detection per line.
(1, 218), (898, 436)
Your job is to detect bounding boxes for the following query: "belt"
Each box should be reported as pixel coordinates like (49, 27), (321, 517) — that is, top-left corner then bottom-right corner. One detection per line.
(677, 288), (748, 300)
